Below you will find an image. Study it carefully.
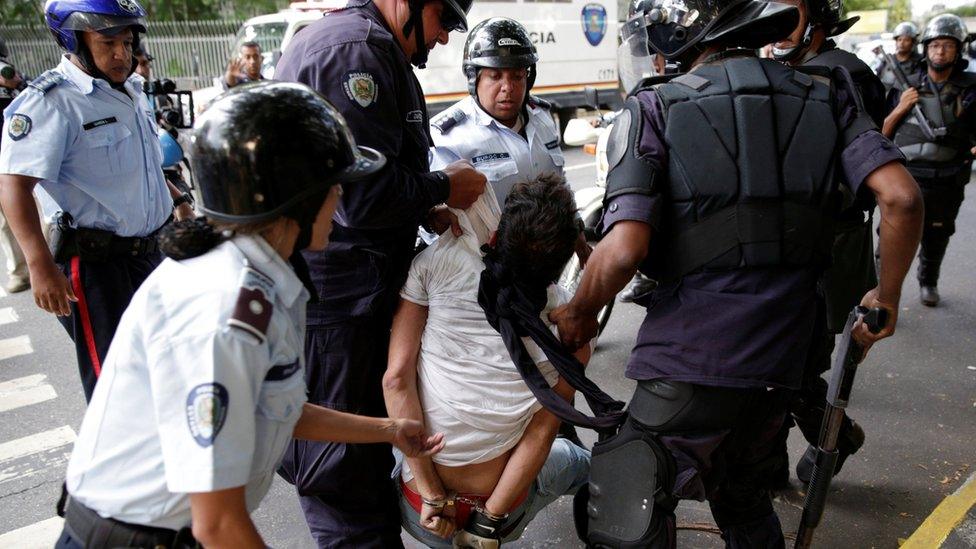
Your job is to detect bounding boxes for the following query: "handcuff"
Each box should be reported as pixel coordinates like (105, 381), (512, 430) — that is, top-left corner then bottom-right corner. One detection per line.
(421, 494), (509, 522)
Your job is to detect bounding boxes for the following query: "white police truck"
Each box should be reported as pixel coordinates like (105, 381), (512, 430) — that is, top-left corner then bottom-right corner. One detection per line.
(195, 0), (622, 127)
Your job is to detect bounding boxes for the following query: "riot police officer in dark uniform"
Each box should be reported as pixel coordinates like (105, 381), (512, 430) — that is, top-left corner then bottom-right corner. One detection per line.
(273, 0), (484, 546)
(877, 22), (925, 92)
(550, 0), (923, 544)
(766, 0), (896, 485)
(883, 14), (976, 307)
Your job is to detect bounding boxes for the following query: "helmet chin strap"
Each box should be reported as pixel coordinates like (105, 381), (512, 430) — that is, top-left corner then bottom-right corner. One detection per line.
(771, 23), (814, 62)
(76, 30), (140, 90)
(402, 0), (430, 68)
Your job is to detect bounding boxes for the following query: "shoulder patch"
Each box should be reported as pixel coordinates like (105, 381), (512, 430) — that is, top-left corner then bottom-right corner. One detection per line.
(7, 114), (32, 141)
(343, 71), (378, 107)
(673, 73), (711, 91)
(27, 70), (66, 94)
(185, 383), (229, 448)
(227, 266), (275, 344)
(431, 107), (466, 134)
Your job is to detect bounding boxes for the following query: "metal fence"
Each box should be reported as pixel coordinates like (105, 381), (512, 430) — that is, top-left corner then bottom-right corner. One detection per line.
(0, 20), (243, 90)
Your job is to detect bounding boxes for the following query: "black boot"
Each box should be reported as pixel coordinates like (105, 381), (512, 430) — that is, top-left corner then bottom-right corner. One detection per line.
(796, 419), (865, 484)
(917, 235), (949, 307)
(920, 285), (940, 307)
(619, 273), (656, 303)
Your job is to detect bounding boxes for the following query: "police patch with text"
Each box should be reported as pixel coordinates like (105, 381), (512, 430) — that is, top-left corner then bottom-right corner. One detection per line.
(343, 71), (378, 108)
(186, 383), (229, 448)
(7, 114), (31, 141)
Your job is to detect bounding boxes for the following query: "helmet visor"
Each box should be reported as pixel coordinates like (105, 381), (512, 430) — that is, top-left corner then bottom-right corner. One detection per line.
(618, 28), (660, 95)
(62, 12), (146, 34)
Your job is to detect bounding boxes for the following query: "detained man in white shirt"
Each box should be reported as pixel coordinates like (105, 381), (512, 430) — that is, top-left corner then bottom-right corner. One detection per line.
(384, 174), (592, 548)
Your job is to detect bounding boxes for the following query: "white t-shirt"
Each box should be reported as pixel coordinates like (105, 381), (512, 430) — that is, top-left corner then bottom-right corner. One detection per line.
(399, 191), (568, 475)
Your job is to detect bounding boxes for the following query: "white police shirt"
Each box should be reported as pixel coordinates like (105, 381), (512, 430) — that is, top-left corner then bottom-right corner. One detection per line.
(430, 96), (565, 205)
(0, 55), (171, 237)
(66, 235), (308, 530)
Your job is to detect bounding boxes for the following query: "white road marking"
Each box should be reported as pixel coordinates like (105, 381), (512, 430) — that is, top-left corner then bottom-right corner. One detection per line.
(0, 335), (33, 361)
(0, 286), (7, 298)
(564, 162), (596, 172)
(0, 375), (57, 413)
(0, 426), (75, 464)
(0, 307), (17, 325)
(0, 516), (64, 547)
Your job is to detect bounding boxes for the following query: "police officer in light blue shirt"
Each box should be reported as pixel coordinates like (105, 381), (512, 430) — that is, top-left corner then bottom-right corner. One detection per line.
(430, 18), (565, 206)
(0, 0), (194, 402)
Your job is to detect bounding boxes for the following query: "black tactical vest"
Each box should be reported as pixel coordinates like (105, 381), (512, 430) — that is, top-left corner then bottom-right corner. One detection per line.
(805, 45), (886, 127)
(895, 70), (976, 166)
(646, 56), (839, 283)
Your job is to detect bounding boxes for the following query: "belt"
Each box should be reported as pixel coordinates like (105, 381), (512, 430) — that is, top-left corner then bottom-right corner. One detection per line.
(399, 477), (528, 530)
(56, 227), (161, 262)
(63, 497), (197, 549)
(907, 164), (968, 180)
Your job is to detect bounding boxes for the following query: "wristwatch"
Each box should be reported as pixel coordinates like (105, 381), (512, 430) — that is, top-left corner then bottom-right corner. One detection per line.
(173, 192), (194, 209)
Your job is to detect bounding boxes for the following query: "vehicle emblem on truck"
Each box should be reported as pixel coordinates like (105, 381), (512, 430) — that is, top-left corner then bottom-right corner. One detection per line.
(581, 3), (608, 47)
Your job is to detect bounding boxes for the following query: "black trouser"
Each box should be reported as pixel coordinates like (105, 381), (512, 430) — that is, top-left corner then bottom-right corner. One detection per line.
(915, 177), (966, 286)
(56, 252), (162, 402)
(633, 382), (791, 548)
(278, 318), (402, 549)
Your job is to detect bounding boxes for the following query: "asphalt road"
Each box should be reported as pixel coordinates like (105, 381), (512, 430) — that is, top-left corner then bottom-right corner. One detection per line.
(0, 147), (974, 548)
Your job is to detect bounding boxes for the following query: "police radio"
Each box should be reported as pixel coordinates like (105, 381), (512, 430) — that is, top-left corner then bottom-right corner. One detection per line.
(143, 78), (195, 130)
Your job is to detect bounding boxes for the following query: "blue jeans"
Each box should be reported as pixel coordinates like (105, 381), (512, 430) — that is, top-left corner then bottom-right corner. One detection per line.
(396, 438), (590, 547)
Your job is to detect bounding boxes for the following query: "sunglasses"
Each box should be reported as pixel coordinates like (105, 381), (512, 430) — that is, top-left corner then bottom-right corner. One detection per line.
(439, 10), (465, 33)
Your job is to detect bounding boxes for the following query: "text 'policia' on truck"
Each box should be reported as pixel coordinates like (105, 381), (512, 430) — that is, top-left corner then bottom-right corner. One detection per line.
(193, 0), (623, 131)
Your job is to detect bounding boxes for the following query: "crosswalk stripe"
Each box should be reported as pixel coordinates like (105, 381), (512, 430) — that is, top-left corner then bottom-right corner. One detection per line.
(0, 307), (17, 325)
(0, 335), (33, 361)
(0, 516), (64, 547)
(0, 425), (75, 464)
(0, 375), (57, 413)
(0, 286), (7, 298)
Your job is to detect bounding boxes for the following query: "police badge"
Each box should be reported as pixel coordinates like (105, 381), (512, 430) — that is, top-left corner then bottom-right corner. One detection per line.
(7, 114), (31, 141)
(343, 72), (378, 108)
(581, 3), (608, 47)
(186, 383), (229, 448)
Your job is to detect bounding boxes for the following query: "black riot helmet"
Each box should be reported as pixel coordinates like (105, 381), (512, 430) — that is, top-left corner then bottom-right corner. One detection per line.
(893, 21), (919, 41)
(463, 18), (539, 97)
(921, 14), (969, 70)
(191, 81), (384, 225)
(620, 0), (799, 72)
(402, 0), (473, 68)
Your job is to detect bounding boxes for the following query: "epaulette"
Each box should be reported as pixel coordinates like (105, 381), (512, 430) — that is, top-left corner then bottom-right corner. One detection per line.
(27, 70), (65, 94)
(527, 95), (552, 110)
(431, 106), (466, 134)
(631, 74), (679, 96)
(227, 265), (275, 344)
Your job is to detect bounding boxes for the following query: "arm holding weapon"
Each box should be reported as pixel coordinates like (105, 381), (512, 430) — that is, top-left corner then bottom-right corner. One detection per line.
(875, 46), (945, 140)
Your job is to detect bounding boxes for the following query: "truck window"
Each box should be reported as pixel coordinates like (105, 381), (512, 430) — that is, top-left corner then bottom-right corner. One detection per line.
(237, 22), (288, 55)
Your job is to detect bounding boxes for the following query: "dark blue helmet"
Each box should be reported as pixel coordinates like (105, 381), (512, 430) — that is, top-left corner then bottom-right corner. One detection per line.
(45, 0), (148, 53)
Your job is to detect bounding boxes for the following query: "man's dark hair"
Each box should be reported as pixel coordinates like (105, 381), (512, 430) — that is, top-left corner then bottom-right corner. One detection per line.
(240, 41), (261, 51)
(495, 173), (578, 285)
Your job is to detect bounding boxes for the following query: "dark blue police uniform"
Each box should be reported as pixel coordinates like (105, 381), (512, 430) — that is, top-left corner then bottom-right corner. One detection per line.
(274, 1), (450, 546)
(595, 54), (904, 546)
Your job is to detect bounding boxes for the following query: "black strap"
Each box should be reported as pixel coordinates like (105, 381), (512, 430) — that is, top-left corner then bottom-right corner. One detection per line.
(477, 252), (626, 433)
(63, 497), (197, 548)
(660, 201), (833, 282)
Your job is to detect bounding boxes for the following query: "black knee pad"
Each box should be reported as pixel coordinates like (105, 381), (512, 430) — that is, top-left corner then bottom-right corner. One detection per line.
(582, 420), (677, 548)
